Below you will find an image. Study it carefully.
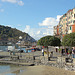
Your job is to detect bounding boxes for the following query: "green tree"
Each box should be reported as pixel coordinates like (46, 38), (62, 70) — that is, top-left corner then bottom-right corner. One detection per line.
(62, 32), (75, 46)
(37, 36), (61, 46)
(37, 36), (61, 60)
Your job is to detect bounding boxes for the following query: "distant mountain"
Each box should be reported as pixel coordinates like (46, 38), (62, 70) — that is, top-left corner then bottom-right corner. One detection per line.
(0, 25), (36, 43)
(23, 35), (36, 42)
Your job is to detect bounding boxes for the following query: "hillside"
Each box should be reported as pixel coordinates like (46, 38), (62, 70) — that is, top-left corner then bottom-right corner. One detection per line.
(0, 25), (36, 43)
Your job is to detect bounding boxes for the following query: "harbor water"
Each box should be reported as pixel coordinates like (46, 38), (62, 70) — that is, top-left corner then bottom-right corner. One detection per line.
(0, 64), (27, 75)
(0, 46), (32, 75)
(0, 46), (33, 75)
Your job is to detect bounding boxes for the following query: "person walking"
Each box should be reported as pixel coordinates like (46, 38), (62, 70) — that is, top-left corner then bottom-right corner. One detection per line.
(72, 47), (75, 58)
(42, 48), (44, 56)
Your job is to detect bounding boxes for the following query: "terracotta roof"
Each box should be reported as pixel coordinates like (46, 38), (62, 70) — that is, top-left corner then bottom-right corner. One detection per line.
(67, 9), (73, 13)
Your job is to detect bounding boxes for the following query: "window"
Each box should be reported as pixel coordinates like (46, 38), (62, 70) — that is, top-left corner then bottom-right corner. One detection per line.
(71, 12), (72, 15)
(70, 26), (71, 30)
(74, 14), (75, 18)
(73, 20), (75, 23)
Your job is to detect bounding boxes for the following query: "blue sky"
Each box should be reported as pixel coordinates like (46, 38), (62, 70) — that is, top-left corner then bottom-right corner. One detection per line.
(0, 0), (75, 40)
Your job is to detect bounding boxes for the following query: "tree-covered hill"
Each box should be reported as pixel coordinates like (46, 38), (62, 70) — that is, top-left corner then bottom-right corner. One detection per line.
(0, 25), (36, 42)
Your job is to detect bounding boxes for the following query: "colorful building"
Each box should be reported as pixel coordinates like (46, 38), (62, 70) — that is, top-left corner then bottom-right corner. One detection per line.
(53, 25), (59, 36)
(53, 8), (75, 41)
(53, 25), (60, 38)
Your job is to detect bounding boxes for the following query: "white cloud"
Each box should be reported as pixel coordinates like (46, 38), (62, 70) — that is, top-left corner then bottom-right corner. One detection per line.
(23, 25), (53, 40)
(18, 1), (24, 6)
(23, 25), (43, 40)
(23, 15), (62, 40)
(39, 15), (62, 26)
(2, 0), (17, 3)
(36, 31), (40, 34)
(39, 17), (58, 26)
(56, 15), (62, 21)
(24, 25), (30, 33)
(0, 9), (4, 12)
(37, 15), (62, 39)
(1, 0), (24, 6)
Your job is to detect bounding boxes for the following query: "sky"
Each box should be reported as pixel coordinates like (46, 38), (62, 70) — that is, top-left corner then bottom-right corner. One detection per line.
(0, 0), (75, 40)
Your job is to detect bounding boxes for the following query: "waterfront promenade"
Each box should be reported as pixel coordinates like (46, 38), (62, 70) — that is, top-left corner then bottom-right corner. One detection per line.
(0, 50), (75, 70)
(0, 50), (44, 66)
(0, 50), (75, 75)
(0, 50), (60, 65)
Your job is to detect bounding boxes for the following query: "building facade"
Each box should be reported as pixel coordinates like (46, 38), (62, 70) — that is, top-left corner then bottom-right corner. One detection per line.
(53, 8), (75, 41)
(53, 25), (59, 36)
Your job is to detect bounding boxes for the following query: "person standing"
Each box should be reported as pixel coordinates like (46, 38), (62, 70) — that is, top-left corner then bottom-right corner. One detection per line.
(72, 47), (75, 58)
(42, 48), (44, 56)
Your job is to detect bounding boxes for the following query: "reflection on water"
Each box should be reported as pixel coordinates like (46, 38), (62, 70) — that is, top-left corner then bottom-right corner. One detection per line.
(6, 70), (24, 75)
(6, 73), (16, 75)
(5, 70), (23, 75)
(0, 64), (10, 73)
(0, 64), (26, 75)
(11, 69), (24, 75)
(12, 70), (21, 74)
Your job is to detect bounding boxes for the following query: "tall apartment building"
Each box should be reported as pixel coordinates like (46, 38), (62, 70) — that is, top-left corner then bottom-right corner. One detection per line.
(67, 9), (75, 34)
(53, 8), (75, 40)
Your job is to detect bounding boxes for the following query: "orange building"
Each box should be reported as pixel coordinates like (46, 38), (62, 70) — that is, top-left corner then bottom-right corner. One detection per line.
(72, 24), (75, 32)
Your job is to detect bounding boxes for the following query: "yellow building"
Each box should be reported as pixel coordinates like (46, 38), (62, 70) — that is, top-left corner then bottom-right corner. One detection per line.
(54, 8), (75, 41)
(53, 26), (57, 36)
(67, 8), (75, 34)
(59, 14), (67, 37)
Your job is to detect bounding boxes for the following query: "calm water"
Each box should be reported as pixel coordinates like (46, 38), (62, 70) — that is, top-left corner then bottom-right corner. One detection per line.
(0, 64), (27, 75)
(0, 46), (32, 75)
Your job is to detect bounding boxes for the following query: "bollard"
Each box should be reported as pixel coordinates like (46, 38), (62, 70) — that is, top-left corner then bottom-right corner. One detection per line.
(33, 56), (35, 60)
